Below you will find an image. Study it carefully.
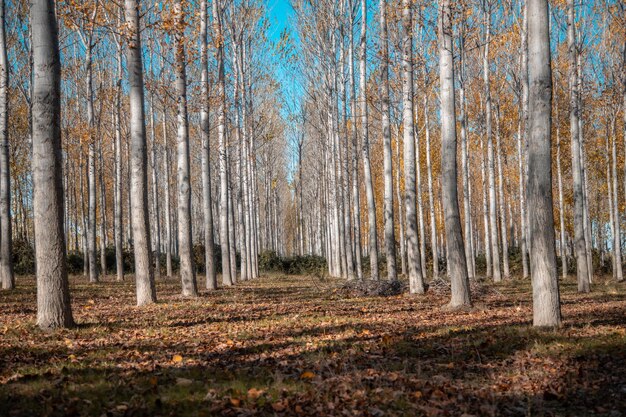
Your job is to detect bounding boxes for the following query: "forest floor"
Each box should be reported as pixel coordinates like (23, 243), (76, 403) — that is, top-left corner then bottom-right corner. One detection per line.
(1, 273), (625, 417)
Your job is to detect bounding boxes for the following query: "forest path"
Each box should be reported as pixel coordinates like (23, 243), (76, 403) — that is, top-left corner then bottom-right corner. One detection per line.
(1, 274), (626, 416)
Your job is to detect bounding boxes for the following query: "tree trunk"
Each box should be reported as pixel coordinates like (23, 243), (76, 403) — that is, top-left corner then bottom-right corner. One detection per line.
(519, 0), (530, 278)
(555, 101), (567, 277)
(86, 41), (98, 284)
(401, 0), (424, 294)
(360, 0), (378, 280)
(610, 115), (623, 281)
(124, 0), (157, 306)
(379, 0), (396, 281)
(32, 0), (75, 328)
(425, 96), (438, 278)
(99, 140), (107, 276)
(162, 107), (173, 278)
(149, 91), (161, 280)
(174, 0), (197, 296)
(339, 34), (355, 280)
(114, 25), (124, 282)
(480, 133), (491, 277)
(495, 104), (510, 278)
(527, 0), (561, 327)
(213, 0), (232, 286)
(567, 0), (590, 293)
(348, 4), (363, 280)
(200, 0), (217, 289)
(483, 4), (501, 282)
(458, 16), (474, 280)
(0, 0), (13, 290)
(438, 0), (471, 308)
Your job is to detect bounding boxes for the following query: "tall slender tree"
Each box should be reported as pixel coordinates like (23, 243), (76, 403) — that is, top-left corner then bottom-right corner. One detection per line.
(360, 0), (379, 280)
(200, 0), (217, 290)
(0, 0), (13, 290)
(527, 0), (561, 327)
(213, 0), (232, 286)
(32, 0), (75, 329)
(567, 0), (590, 293)
(174, 0), (198, 297)
(483, 1), (501, 282)
(401, 0), (424, 294)
(438, 0), (471, 308)
(125, 0), (157, 306)
(379, 0), (396, 281)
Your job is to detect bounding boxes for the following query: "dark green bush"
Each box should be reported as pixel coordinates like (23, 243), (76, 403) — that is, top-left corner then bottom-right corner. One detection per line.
(12, 239), (35, 275)
(259, 250), (283, 272)
(66, 251), (84, 275)
(259, 250), (327, 275)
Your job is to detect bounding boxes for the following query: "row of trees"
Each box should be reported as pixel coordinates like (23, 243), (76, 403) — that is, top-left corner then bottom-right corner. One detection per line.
(4, 0), (293, 328)
(287, 0), (624, 325)
(1, 0), (624, 330)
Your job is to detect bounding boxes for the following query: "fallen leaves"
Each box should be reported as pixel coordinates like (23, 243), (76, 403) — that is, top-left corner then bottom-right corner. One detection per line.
(300, 371), (315, 380)
(0, 275), (625, 417)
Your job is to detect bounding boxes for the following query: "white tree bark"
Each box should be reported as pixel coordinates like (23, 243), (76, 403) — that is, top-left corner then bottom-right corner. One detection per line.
(519, 0), (530, 279)
(162, 106), (173, 278)
(567, 0), (590, 293)
(610, 115), (623, 281)
(149, 90), (161, 280)
(348, 2), (363, 280)
(495, 104), (510, 278)
(438, 0), (471, 307)
(213, 0), (232, 286)
(174, 0), (197, 296)
(424, 96), (438, 278)
(483, 4), (501, 282)
(360, 0), (379, 280)
(124, 0), (157, 306)
(32, 0), (75, 328)
(379, 0), (396, 281)
(201, 0), (217, 289)
(401, 0), (424, 293)
(0, 0), (13, 290)
(527, 0), (561, 327)
(458, 15), (474, 280)
(86, 38), (98, 284)
(114, 23), (124, 282)
(555, 100), (568, 277)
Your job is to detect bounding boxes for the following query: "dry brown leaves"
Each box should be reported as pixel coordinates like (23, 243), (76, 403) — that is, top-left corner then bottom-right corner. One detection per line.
(0, 274), (625, 417)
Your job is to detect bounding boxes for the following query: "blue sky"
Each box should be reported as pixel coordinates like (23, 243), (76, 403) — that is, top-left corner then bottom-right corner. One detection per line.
(266, 0), (295, 42)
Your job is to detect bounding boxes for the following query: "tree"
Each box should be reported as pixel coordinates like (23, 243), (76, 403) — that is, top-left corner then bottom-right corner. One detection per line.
(0, 0), (13, 290)
(527, 0), (561, 327)
(438, 0), (471, 308)
(379, 0), (397, 281)
(31, 0), (75, 329)
(200, 0), (217, 290)
(113, 7), (124, 282)
(213, 0), (232, 286)
(124, 0), (157, 306)
(174, 0), (198, 297)
(483, 1), (502, 282)
(360, 0), (379, 280)
(567, 0), (590, 293)
(401, 0), (424, 294)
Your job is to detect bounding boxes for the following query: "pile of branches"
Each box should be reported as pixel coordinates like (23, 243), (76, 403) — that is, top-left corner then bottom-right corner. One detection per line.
(428, 277), (503, 298)
(338, 279), (408, 297)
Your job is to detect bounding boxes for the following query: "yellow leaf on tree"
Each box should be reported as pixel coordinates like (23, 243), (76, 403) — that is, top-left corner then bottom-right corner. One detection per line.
(172, 354), (183, 363)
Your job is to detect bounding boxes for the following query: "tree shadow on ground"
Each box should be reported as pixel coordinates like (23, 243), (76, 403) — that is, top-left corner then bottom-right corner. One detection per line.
(1, 274), (625, 416)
